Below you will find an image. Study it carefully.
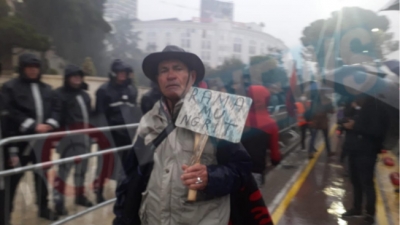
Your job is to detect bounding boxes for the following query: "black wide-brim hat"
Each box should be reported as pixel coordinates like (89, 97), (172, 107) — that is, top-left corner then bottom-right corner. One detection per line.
(142, 45), (205, 84)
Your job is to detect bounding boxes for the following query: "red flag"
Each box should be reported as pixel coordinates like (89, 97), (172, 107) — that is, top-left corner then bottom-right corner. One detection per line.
(286, 63), (297, 117)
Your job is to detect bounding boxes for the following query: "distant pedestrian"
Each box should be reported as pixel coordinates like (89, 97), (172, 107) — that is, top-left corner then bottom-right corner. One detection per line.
(305, 90), (334, 159)
(342, 96), (390, 225)
(241, 85), (281, 187)
(295, 96), (308, 150)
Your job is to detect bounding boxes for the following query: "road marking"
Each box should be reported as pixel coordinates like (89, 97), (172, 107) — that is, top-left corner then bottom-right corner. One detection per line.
(271, 126), (336, 224)
(376, 178), (390, 225)
(375, 151), (399, 225)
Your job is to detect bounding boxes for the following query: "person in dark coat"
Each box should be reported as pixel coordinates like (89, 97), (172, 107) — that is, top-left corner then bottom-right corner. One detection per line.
(50, 65), (93, 215)
(0, 89), (6, 225)
(305, 89), (334, 159)
(0, 53), (58, 225)
(94, 59), (138, 203)
(140, 82), (161, 115)
(241, 85), (281, 187)
(341, 96), (390, 225)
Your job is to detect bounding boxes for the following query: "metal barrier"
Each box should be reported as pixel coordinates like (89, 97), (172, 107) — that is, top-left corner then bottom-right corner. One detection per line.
(0, 123), (139, 148)
(51, 199), (117, 225)
(0, 144), (132, 178)
(0, 108), (300, 224)
(0, 123), (140, 225)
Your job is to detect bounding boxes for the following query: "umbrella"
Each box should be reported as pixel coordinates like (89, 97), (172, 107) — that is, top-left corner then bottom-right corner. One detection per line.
(380, 0), (399, 11)
(324, 65), (399, 109)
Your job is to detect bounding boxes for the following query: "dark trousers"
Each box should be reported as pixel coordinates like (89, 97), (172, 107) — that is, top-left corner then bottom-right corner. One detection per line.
(300, 124), (308, 149)
(309, 128), (331, 153)
(94, 131), (132, 193)
(348, 154), (377, 215)
(54, 135), (89, 201)
(0, 144), (50, 225)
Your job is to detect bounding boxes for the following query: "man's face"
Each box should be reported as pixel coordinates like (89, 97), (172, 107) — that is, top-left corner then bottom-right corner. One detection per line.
(24, 66), (40, 80)
(68, 74), (83, 88)
(157, 59), (196, 101)
(116, 71), (128, 83)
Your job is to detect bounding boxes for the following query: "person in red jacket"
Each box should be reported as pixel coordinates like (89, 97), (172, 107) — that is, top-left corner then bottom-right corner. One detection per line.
(241, 85), (281, 187)
(296, 96), (309, 150)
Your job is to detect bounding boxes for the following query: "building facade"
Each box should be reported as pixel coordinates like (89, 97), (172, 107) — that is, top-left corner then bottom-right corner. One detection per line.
(104, 0), (138, 21)
(201, 0), (234, 21)
(132, 18), (287, 68)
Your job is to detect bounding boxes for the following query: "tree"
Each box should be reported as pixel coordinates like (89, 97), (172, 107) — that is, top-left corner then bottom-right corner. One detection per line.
(15, 0), (111, 74)
(204, 64), (216, 77)
(82, 57), (97, 76)
(301, 7), (399, 71)
(105, 18), (148, 85)
(216, 57), (245, 72)
(0, 0), (49, 70)
(204, 57), (246, 88)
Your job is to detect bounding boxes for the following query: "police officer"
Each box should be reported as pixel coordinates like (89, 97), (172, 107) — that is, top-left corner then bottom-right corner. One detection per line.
(140, 82), (161, 115)
(94, 59), (138, 203)
(51, 65), (94, 215)
(0, 53), (58, 224)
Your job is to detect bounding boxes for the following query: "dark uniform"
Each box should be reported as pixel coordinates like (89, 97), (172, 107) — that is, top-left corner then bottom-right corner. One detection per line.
(140, 82), (161, 115)
(93, 59), (138, 203)
(0, 53), (58, 225)
(51, 65), (93, 215)
(342, 97), (390, 224)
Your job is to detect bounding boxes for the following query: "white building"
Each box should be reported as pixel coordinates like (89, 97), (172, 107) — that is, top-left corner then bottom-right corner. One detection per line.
(104, 0), (138, 21)
(132, 18), (287, 68)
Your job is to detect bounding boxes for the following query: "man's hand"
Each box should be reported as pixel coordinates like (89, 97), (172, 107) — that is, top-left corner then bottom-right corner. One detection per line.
(181, 164), (208, 191)
(8, 156), (20, 167)
(343, 120), (355, 130)
(35, 124), (52, 133)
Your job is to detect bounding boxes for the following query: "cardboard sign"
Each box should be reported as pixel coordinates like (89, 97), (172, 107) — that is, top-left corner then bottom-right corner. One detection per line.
(175, 87), (252, 143)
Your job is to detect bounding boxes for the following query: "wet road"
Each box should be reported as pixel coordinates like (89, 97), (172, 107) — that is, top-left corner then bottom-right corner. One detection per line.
(8, 126), (398, 225)
(277, 139), (357, 225)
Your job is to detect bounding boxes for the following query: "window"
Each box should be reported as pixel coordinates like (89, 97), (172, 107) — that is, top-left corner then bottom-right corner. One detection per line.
(181, 31), (191, 38)
(233, 38), (242, 53)
(233, 54), (241, 59)
(219, 45), (229, 51)
(147, 32), (156, 38)
(165, 32), (171, 46)
(202, 40), (211, 50)
(202, 30), (214, 39)
(201, 51), (211, 61)
(181, 39), (191, 48)
(249, 40), (256, 55)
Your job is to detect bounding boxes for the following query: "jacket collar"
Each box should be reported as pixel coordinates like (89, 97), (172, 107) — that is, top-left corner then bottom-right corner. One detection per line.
(157, 97), (184, 123)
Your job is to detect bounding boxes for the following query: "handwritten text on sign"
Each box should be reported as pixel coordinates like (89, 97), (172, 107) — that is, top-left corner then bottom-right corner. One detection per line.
(175, 87), (252, 143)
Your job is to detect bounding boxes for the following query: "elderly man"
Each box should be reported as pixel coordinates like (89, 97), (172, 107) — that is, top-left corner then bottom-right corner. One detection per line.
(113, 46), (256, 225)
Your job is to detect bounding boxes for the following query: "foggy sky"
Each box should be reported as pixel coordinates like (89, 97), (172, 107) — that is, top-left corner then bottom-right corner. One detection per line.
(138, 0), (399, 60)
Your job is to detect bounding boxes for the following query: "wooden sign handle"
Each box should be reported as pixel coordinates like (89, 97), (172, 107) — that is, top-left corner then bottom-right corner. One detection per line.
(187, 133), (208, 201)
